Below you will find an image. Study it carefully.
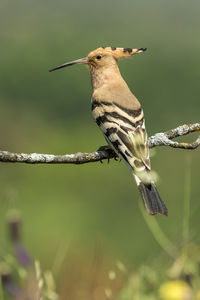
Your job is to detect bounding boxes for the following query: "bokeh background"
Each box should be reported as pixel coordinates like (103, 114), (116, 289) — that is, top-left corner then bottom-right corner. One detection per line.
(0, 0), (200, 298)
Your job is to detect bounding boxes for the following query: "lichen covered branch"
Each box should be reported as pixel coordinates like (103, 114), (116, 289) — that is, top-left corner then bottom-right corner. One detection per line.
(148, 123), (200, 149)
(0, 123), (199, 165)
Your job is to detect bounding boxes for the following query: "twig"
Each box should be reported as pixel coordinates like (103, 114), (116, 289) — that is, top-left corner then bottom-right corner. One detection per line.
(148, 123), (200, 149)
(0, 123), (199, 165)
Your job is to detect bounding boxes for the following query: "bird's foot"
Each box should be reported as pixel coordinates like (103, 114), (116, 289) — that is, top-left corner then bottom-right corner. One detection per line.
(97, 145), (117, 163)
(97, 145), (112, 152)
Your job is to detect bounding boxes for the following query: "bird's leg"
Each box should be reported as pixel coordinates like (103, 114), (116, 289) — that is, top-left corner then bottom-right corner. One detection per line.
(97, 145), (117, 163)
(97, 145), (112, 152)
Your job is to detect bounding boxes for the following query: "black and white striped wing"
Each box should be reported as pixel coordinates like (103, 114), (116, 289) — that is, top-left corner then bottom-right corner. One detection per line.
(92, 100), (150, 173)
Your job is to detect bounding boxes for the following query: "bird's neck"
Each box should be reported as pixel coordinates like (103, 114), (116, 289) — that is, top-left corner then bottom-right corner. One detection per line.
(90, 63), (141, 110)
(89, 64), (125, 90)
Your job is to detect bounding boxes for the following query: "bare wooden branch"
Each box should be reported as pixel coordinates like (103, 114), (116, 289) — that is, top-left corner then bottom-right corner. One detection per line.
(0, 123), (199, 165)
(0, 149), (116, 165)
(148, 123), (200, 149)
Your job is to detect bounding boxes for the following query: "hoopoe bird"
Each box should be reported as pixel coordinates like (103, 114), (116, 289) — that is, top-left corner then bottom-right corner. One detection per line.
(50, 47), (168, 216)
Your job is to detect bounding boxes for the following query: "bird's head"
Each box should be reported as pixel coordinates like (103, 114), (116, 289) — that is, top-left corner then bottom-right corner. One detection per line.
(49, 47), (147, 72)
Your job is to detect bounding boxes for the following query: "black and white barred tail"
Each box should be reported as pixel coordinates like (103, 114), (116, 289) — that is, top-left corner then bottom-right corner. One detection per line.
(135, 176), (168, 216)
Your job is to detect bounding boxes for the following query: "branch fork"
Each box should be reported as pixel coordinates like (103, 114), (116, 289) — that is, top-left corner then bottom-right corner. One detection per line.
(0, 123), (199, 165)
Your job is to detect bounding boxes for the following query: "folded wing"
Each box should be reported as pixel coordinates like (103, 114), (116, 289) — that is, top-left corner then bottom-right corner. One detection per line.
(92, 99), (150, 177)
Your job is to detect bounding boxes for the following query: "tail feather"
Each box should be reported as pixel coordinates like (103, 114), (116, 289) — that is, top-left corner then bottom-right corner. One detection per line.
(138, 182), (168, 216)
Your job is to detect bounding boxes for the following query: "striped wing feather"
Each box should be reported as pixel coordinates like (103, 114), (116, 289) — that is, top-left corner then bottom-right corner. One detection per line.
(92, 100), (150, 173)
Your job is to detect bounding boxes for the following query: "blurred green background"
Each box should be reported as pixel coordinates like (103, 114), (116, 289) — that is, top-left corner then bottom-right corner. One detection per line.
(0, 0), (200, 294)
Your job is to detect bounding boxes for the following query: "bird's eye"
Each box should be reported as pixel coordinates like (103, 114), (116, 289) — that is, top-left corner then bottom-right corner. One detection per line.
(96, 55), (102, 60)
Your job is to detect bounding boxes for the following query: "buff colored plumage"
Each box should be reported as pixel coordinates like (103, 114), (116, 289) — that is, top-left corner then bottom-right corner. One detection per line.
(50, 46), (168, 216)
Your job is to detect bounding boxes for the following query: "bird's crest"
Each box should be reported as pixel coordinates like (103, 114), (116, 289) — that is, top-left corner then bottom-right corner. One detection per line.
(88, 47), (147, 60)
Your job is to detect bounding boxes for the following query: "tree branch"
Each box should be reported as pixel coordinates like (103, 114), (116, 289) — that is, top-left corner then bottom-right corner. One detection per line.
(0, 123), (199, 165)
(148, 123), (200, 149)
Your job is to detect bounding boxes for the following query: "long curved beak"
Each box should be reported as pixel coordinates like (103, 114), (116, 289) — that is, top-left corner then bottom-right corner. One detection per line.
(49, 57), (87, 72)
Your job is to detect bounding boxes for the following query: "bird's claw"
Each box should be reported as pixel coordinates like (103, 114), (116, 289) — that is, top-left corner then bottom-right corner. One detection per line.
(97, 145), (117, 163)
(97, 145), (111, 152)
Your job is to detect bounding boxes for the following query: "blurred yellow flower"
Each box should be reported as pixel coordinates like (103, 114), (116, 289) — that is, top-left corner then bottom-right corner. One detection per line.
(196, 290), (200, 299)
(159, 280), (193, 300)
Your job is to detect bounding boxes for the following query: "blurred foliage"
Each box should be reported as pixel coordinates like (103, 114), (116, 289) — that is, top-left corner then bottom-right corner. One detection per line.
(1, 203), (200, 299)
(0, 0), (200, 299)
